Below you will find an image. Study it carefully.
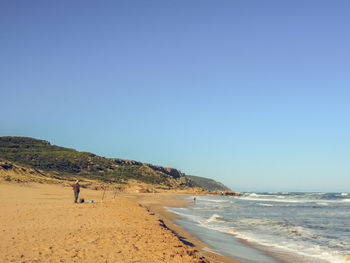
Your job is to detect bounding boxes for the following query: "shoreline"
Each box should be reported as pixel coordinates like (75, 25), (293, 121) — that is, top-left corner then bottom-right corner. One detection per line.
(124, 192), (241, 263)
(151, 195), (330, 263)
(130, 193), (302, 263)
(0, 182), (210, 262)
(0, 182), (297, 263)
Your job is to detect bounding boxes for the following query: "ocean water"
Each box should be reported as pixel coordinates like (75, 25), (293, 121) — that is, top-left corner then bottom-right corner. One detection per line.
(167, 192), (350, 263)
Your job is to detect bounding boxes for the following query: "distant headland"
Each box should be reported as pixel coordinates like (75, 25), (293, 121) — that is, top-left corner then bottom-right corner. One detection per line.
(0, 136), (236, 195)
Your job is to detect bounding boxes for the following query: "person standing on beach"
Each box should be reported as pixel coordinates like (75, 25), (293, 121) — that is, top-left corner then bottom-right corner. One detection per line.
(73, 180), (80, 203)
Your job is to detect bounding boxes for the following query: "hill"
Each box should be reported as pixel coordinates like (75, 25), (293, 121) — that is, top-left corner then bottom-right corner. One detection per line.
(0, 136), (196, 189)
(185, 175), (231, 192)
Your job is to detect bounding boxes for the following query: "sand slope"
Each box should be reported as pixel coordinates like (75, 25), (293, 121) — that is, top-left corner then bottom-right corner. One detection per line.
(0, 183), (208, 263)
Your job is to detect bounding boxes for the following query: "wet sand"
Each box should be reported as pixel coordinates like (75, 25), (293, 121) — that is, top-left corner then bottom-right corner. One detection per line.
(125, 193), (241, 263)
(0, 182), (239, 263)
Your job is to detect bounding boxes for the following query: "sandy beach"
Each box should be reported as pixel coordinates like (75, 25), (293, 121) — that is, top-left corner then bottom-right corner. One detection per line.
(125, 193), (241, 263)
(0, 182), (240, 263)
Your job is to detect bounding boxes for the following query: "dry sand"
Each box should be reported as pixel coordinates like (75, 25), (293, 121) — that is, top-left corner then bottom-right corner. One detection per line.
(0, 183), (240, 263)
(126, 193), (241, 263)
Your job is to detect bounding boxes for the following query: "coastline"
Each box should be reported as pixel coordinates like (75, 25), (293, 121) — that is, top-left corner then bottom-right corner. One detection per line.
(0, 182), (297, 263)
(155, 194), (345, 263)
(124, 192), (241, 263)
(130, 193), (303, 263)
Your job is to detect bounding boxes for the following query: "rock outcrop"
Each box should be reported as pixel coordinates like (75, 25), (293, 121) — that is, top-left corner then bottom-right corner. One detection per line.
(110, 159), (184, 180)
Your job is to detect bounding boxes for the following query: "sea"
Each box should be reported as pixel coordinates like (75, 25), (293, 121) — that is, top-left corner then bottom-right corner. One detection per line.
(167, 192), (350, 263)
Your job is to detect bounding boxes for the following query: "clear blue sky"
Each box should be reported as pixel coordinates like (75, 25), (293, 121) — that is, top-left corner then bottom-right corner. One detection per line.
(1, 1), (349, 192)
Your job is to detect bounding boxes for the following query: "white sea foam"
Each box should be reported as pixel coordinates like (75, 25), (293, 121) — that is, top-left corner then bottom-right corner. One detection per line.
(173, 194), (350, 263)
(316, 202), (328, 206)
(200, 199), (229, 203)
(165, 207), (205, 224)
(229, 229), (349, 263)
(276, 195), (286, 199)
(207, 214), (222, 223)
(239, 195), (350, 205)
(239, 196), (306, 203)
(199, 221), (234, 234)
(258, 203), (275, 207)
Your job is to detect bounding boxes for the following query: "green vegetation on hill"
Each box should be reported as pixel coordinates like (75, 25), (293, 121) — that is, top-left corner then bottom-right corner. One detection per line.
(0, 136), (233, 192)
(0, 136), (194, 188)
(185, 175), (231, 192)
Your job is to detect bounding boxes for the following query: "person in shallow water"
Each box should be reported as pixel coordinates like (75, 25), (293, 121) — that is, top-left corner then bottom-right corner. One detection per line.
(73, 180), (80, 203)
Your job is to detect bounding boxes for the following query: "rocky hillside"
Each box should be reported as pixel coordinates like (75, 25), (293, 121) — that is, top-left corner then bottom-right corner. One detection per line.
(0, 136), (194, 189)
(185, 175), (231, 192)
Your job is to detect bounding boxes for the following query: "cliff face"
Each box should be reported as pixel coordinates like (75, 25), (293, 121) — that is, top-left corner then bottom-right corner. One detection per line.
(111, 159), (143, 166)
(144, 164), (183, 179)
(110, 159), (183, 179)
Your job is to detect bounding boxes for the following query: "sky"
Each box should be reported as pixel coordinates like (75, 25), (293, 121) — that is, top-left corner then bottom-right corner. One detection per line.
(1, 0), (350, 192)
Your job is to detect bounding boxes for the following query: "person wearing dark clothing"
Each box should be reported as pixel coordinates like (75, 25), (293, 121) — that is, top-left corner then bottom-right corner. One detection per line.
(73, 180), (80, 203)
